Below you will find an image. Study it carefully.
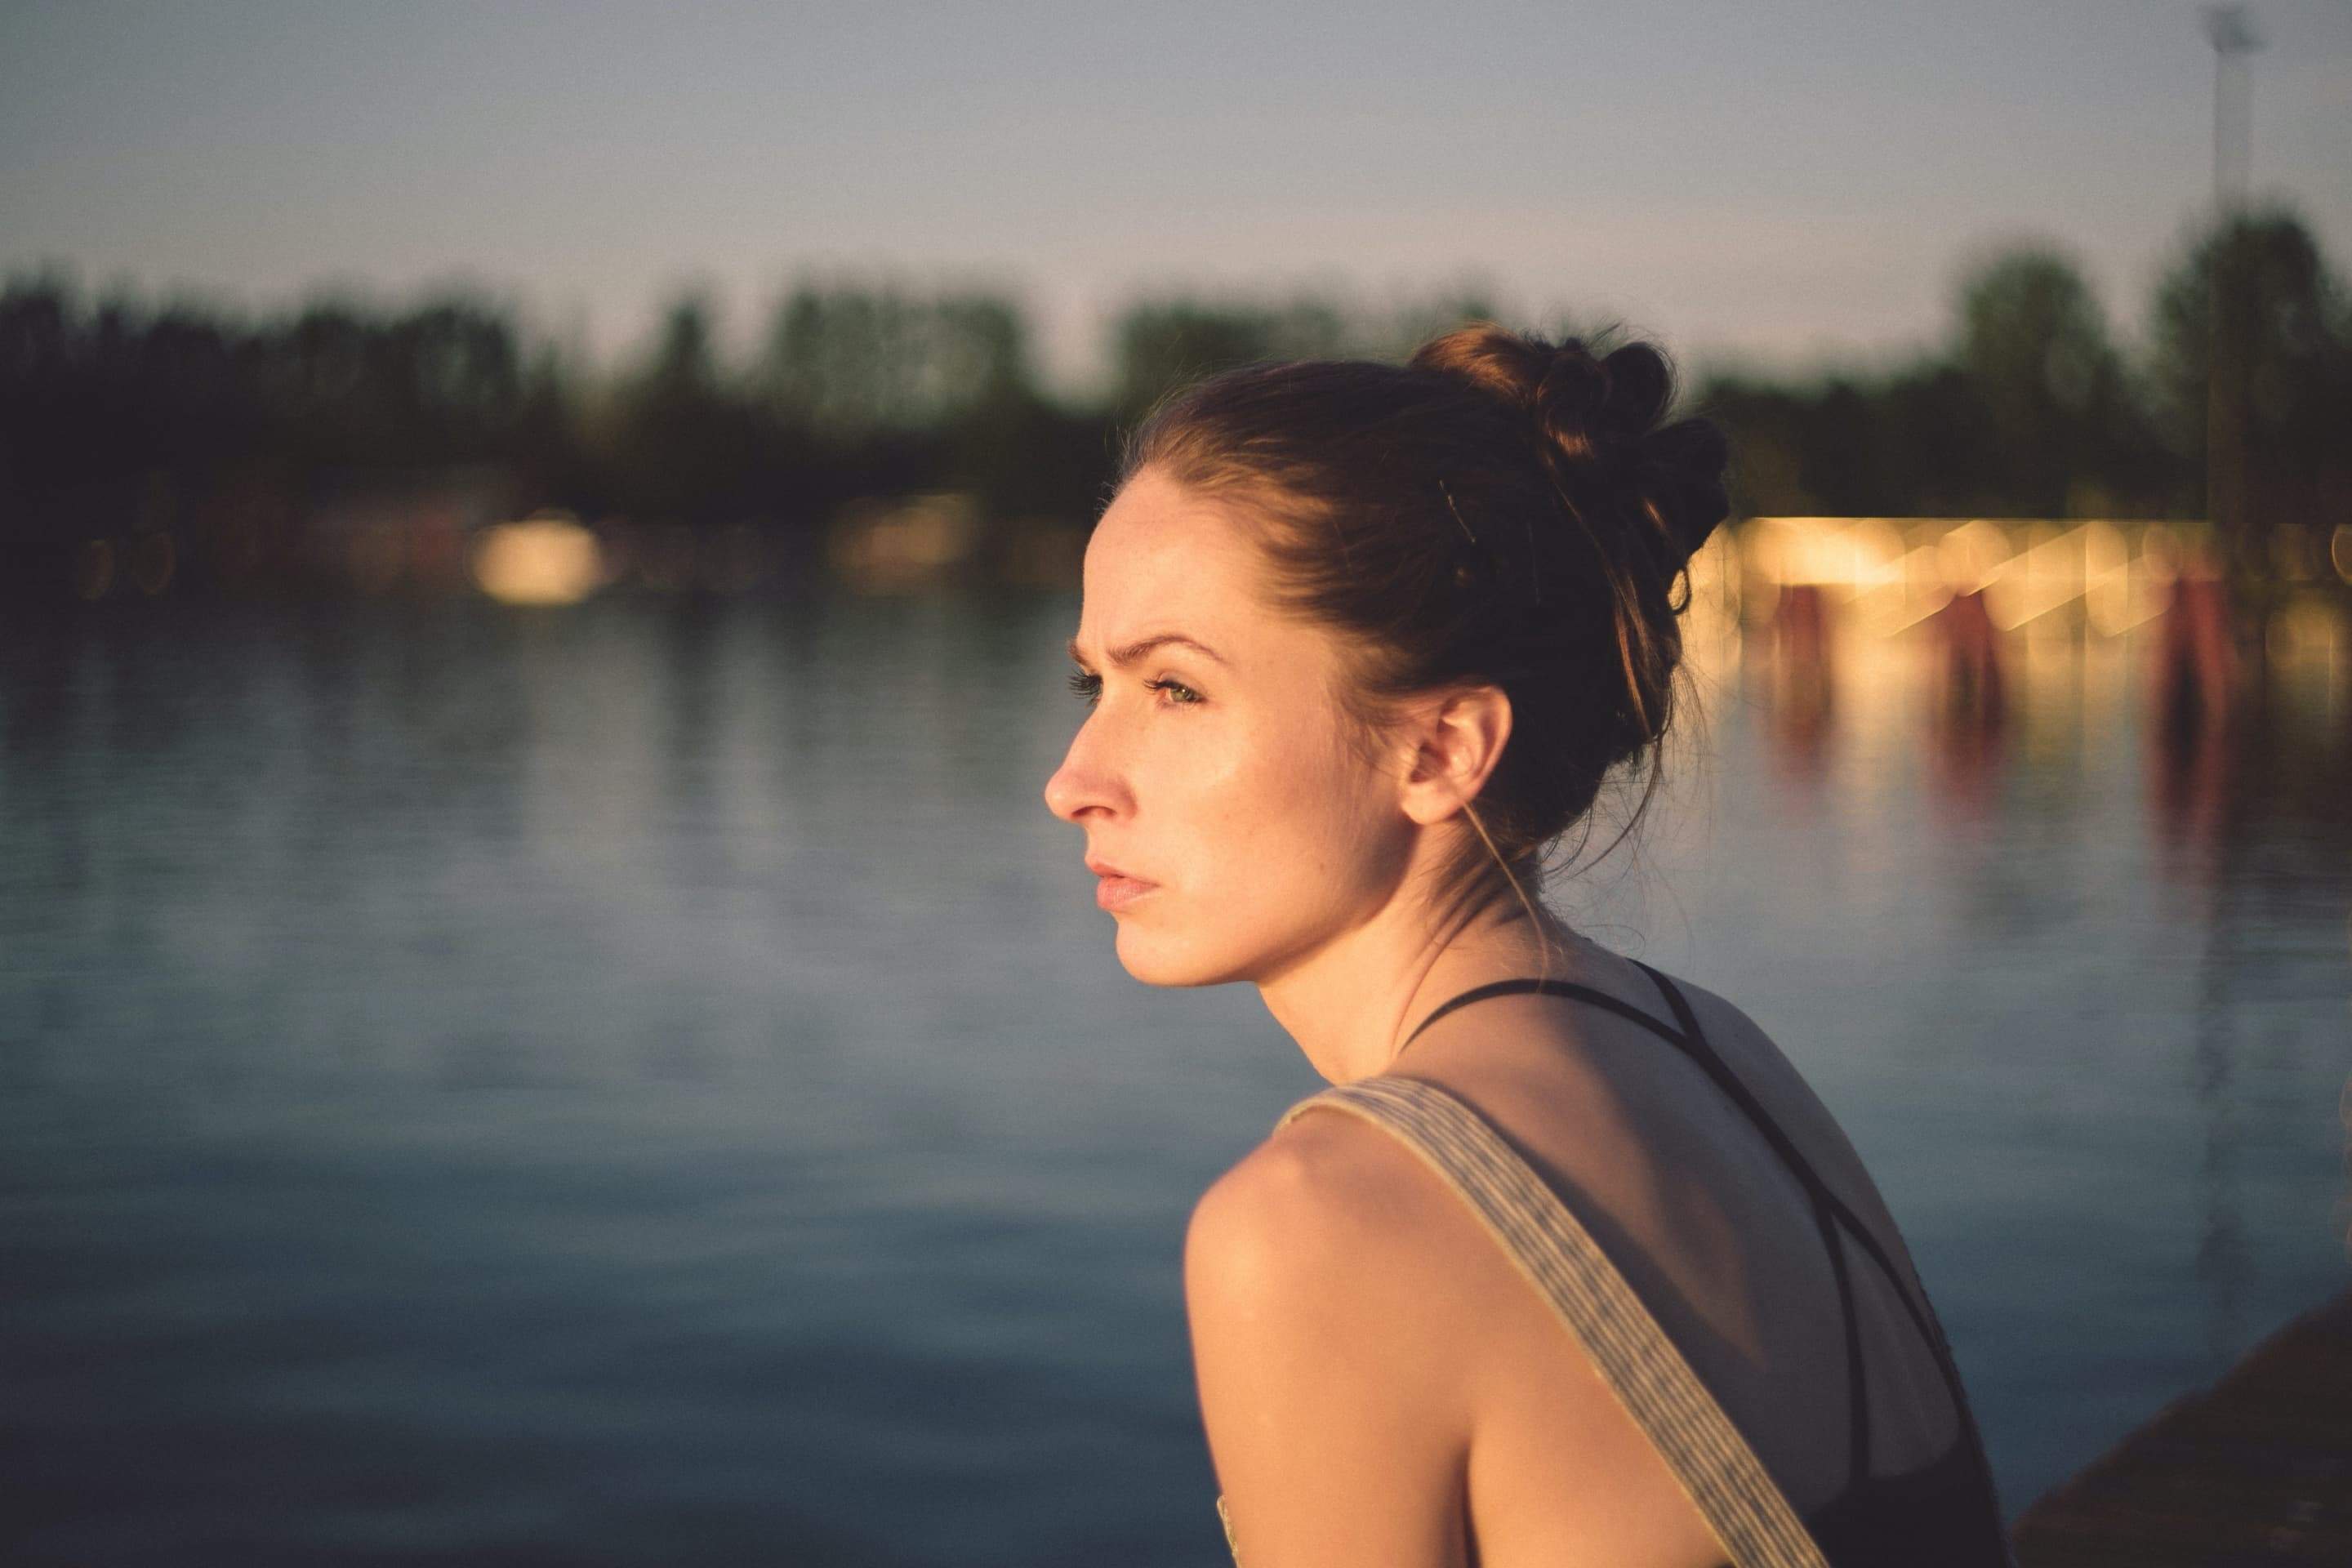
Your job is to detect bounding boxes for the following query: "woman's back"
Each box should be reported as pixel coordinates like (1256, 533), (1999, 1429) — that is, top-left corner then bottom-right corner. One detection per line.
(1215, 931), (2007, 1566)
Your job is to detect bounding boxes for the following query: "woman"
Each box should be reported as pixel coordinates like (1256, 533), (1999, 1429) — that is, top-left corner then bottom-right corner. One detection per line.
(1043, 323), (2013, 1567)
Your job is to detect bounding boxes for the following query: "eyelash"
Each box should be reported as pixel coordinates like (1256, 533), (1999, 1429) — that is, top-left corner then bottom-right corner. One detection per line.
(1066, 670), (1203, 709)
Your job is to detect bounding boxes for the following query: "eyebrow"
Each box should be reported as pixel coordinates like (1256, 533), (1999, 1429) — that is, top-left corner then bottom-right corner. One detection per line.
(1066, 632), (1228, 669)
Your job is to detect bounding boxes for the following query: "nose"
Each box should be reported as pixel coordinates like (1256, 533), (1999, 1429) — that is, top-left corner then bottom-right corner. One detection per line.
(1043, 719), (1120, 825)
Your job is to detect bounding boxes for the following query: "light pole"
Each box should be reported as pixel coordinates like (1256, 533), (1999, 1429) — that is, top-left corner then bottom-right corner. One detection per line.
(2203, 5), (2260, 212)
(2199, 6), (2261, 575)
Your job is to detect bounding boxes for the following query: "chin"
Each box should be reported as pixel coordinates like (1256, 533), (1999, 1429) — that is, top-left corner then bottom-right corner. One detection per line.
(1112, 922), (1254, 989)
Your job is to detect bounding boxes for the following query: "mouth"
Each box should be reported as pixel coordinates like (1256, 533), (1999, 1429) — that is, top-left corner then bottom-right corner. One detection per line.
(1086, 858), (1159, 912)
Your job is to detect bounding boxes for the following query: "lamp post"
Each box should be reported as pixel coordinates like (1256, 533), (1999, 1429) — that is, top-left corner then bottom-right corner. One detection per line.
(2199, 6), (2261, 583)
(2203, 5), (2259, 212)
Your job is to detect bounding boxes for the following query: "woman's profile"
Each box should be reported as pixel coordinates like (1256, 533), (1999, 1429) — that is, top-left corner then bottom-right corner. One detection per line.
(1043, 323), (2014, 1567)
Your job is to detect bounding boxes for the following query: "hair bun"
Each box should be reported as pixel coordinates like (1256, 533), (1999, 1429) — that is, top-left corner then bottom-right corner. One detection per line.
(1125, 323), (1723, 884)
(1638, 417), (1731, 565)
(1410, 323), (1728, 568)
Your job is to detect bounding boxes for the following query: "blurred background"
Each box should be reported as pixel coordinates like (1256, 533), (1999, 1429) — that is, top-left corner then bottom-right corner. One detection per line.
(2, 2), (2349, 1564)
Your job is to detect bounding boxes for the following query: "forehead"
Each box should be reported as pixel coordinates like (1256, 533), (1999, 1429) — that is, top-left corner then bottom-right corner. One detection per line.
(1075, 467), (1267, 647)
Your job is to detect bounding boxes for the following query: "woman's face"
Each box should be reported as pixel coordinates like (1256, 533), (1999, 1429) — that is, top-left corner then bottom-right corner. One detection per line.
(1044, 466), (1414, 987)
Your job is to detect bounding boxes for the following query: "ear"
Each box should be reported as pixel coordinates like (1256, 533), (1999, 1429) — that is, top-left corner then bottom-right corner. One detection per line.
(1396, 684), (1512, 827)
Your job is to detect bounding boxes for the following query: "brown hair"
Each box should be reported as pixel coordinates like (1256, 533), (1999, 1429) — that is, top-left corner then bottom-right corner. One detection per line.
(1121, 322), (1729, 953)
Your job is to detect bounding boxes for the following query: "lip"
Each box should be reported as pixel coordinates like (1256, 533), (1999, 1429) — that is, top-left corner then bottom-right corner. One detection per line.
(1085, 858), (1158, 912)
(1094, 874), (1157, 911)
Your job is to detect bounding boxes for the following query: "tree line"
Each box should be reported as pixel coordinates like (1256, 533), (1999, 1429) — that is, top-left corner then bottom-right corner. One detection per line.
(3, 205), (2346, 572)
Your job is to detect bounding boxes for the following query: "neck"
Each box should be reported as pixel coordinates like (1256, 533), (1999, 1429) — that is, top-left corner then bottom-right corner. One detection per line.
(1254, 886), (1577, 1084)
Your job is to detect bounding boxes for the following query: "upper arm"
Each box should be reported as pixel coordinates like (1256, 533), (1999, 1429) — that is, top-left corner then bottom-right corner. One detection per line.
(1183, 1118), (1474, 1568)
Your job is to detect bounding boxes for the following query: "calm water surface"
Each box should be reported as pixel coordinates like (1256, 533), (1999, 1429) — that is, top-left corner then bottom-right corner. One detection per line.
(3, 591), (2348, 1566)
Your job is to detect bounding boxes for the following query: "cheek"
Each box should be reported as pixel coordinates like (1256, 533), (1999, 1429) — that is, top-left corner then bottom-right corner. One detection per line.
(1112, 710), (1404, 982)
(1179, 716), (1387, 889)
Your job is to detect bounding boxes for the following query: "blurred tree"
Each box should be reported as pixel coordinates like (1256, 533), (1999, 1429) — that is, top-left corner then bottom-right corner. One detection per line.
(924, 295), (1031, 413)
(2149, 206), (2352, 544)
(1107, 296), (1355, 425)
(1698, 367), (1986, 519)
(766, 285), (906, 432)
(1695, 374), (1819, 517)
(10, 244), (2336, 594)
(510, 339), (594, 510)
(392, 298), (526, 454)
(645, 291), (722, 392)
(604, 289), (785, 528)
(1700, 247), (2203, 523)
(0, 278), (96, 537)
(1952, 247), (2145, 515)
(266, 303), (381, 467)
(1374, 287), (1508, 363)
(762, 283), (1034, 435)
(247, 292), (532, 473)
(1864, 363), (1989, 516)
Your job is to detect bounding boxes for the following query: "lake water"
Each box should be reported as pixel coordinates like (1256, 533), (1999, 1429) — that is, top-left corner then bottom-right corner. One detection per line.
(3, 588), (2348, 1566)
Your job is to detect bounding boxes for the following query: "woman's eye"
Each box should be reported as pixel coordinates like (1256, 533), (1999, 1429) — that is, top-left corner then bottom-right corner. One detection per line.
(1064, 670), (1202, 709)
(1147, 679), (1203, 706)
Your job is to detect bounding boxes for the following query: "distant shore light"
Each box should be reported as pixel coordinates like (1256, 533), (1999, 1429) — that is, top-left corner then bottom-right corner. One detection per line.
(473, 513), (604, 606)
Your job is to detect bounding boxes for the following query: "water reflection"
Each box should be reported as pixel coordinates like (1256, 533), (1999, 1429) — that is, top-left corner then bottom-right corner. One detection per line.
(1, 581), (2348, 1565)
(1923, 589), (2007, 819)
(1691, 555), (2352, 1500)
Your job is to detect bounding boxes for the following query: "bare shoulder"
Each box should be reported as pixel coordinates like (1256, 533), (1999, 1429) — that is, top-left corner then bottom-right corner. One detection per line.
(1181, 1103), (1491, 1567)
(1184, 1091), (1727, 1567)
(1184, 1100), (1458, 1326)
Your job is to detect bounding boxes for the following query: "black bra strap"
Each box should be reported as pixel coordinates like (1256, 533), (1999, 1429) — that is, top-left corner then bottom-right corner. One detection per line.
(1815, 1183), (1872, 1484)
(1396, 962), (2008, 1527)
(1625, 964), (1870, 1485)
(1401, 977), (1682, 1053)
(1624, 965), (1944, 1357)
(1632, 960), (2008, 1533)
(1402, 968), (1944, 1353)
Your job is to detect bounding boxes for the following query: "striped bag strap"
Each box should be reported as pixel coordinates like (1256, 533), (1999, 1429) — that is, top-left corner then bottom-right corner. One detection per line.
(1276, 1076), (1831, 1568)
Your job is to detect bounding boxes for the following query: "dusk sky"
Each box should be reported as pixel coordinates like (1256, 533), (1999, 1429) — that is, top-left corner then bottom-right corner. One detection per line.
(6, 0), (2347, 393)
